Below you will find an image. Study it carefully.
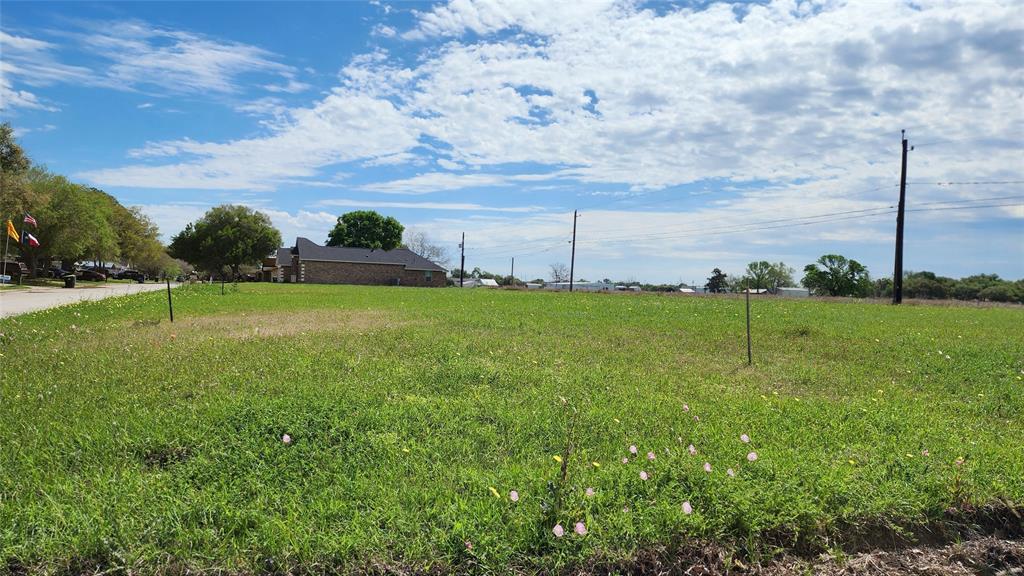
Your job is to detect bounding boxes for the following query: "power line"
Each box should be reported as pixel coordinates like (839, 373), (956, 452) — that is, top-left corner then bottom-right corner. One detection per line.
(908, 180), (1024, 186)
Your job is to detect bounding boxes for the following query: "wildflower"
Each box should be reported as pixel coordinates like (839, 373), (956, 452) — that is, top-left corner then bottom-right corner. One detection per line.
(688, 444), (697, 456)
(613, 418), (621, 424)
(955, 457), (964, 467)
(639, 470), (649, 481)
(402, 447), (410, 453)
(552, 524), (565, 538)
(592, 461), (600, 468)
(647, 451), (656, 461)
(747, 452), (758, 462)
(574, 521), (587, 535)
(282, 434), (292, 444)
(553, 455), (563, 463)
(622, 457), (629, 464)
(740, 434), (750, 443)
(682, 403), (690, 412)
(629, 445), (638, 455)
(682, 501), (693, 515)
(921, 449), (930, 457)
(693, 415), (700, 422)
(465, 540), (473, 550)
(489, 487), (501, 499)
(586, 487), (595, 497)
(727, 468), (735, 477)
(703, 462), (712, 473)
(510, 490), (519, 502)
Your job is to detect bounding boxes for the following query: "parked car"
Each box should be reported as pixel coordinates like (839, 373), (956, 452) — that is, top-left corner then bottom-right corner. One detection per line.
(48, 267), (73, 278)
(1, 260), (29, 280)
(114, 269), (146, 283)
(75, 269), (106, 281)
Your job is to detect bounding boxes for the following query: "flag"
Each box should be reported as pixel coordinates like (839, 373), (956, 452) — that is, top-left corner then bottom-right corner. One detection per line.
(25, 233), (40, 247)
(5, 220), (18, 242)
(23, 213), (37, 227)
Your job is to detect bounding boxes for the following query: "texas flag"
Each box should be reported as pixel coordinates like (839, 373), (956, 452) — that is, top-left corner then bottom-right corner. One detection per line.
(23, 233), (40, 247)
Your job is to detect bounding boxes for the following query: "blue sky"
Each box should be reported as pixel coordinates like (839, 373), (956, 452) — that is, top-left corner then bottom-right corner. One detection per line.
(2, 0), (1022, 283)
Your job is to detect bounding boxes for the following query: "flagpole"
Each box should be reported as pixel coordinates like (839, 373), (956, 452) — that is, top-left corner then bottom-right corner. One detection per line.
(2, 219), (10, 282)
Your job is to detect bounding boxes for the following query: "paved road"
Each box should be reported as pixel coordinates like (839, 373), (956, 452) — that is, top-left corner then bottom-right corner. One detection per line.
(0, 282), (174, 318)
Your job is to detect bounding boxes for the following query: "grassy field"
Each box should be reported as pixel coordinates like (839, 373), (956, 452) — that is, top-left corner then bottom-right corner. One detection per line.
(1, 284), (1022, 573)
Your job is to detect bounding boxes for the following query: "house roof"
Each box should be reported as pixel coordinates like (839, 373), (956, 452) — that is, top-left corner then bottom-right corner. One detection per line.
(276, 248), (292, 264)
(292, 237), (447, 272)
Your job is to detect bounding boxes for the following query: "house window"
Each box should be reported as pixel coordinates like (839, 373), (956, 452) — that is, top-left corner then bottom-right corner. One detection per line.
(424, 270), (432, 281)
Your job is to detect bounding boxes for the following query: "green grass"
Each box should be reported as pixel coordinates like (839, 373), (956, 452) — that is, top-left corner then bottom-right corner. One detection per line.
(1, 284), (1022, 573)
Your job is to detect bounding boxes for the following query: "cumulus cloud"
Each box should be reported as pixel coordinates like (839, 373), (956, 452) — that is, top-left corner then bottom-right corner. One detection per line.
(84, 1), (1022, 197)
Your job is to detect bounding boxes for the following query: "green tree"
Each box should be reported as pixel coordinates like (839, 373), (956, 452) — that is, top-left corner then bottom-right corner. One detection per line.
(15, 170), (119, 276)
(801, 254), (871, 297)
(0, 123), (39, 238)
(705, 268), (729, 293)
(326, 210), (403, 250)
(739, 261), (794, 293)
(169, 205), (281, 278)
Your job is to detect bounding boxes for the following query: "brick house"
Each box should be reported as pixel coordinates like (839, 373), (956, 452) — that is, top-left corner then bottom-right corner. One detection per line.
(273, 237), (446, 287)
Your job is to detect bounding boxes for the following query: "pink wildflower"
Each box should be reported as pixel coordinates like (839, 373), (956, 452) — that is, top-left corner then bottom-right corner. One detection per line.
(574, 521), (587, 535)
(747, 451), (758, 462)
(682, 501), (693, 515)
(921, 449), (930, 457)
(727, 468), (735, 477)
(693, 415), (700, 422)
(282, 434), (292, 444)
(740, 434), (750, 443)
(639, 470), (649, 481)
(510, 490), (519, 502)
(465, 540), (472, 550)
(703, 462), (712, 473)
(647, 451), (656, 461)
(622, 457), (629, 464)
(688, 444), (697, 456)
(553, 524), (565, 538)
(954, 457), (964, 467)
(682, 403), (690, 412)
(629, 445), (638, 455)
(585, 487), (595, 498)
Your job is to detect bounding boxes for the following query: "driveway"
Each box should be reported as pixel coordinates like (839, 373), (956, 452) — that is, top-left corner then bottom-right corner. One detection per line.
(0, 282), (174, 319)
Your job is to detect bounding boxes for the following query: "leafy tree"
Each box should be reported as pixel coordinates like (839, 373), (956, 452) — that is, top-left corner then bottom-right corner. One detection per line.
(169, 205), (281, 278)
(15, 170), (119, 276)
(978, 283), (1014, 302)
(801, 254), (871, 297)
(739, 261), (794, 293)
(402, 229), (449, 267)
(705, 268), (729, 293)
(549, 262), (570, 282)
(327, 210), (403, 250)
(0, 122), (30, 174)
(951, 274), (1002, 300)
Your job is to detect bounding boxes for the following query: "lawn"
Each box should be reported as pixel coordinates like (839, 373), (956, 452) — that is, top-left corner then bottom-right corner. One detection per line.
(1, 284), (1022, 573)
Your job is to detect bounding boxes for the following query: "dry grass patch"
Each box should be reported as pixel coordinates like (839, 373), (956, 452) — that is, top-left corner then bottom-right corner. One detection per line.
(128, 308), (413, 341)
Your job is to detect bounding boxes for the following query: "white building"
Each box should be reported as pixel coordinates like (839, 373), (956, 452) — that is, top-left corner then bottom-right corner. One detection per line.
(777, 286), (810, 298)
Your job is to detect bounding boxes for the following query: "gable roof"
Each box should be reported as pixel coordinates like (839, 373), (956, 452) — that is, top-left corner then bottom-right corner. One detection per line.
(292, 237), (447, 272)
(275, 247), (293, 264)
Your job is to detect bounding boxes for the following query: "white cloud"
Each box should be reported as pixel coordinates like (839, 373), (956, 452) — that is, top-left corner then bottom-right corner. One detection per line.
(318, 198), (544, 212)
(359, 172), (514, 194)
(137, 102), (154, 109)
(79, 89), (422, 190)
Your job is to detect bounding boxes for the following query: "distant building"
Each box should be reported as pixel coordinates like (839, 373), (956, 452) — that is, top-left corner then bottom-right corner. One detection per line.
(776, 286), (810, 298)
(263, 237), (446, 287)
(460, 278), (500, 288)
(545, 281), (614, 292)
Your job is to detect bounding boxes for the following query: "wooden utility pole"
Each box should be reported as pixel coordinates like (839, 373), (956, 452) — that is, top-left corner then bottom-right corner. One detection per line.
(569, 210), (577, 292)
(893, 131), (910, 304)
(510, 257), (514, 287)
(459, 232), (465, 288)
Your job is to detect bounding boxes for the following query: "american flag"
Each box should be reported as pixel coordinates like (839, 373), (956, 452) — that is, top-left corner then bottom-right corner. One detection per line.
(23, 213), (37, 227)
